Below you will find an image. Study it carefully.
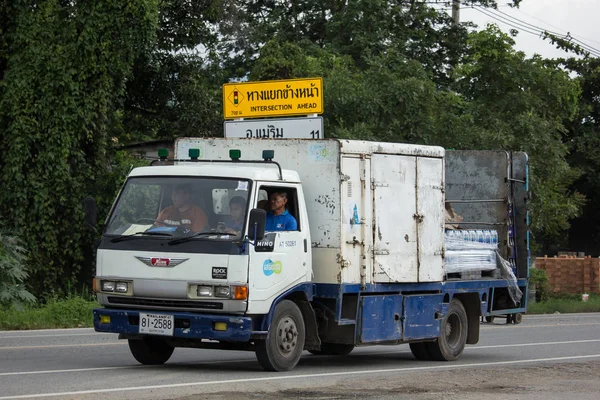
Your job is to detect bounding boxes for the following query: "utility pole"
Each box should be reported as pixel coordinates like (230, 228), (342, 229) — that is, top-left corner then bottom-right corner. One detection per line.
(452, 0), (460, 25)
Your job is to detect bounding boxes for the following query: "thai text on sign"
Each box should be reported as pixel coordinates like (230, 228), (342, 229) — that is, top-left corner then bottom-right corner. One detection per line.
(223, 78), (323, 119)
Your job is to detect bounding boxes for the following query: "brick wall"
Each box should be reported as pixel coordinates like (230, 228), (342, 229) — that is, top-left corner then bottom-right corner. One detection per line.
(535, 256), (600, 294)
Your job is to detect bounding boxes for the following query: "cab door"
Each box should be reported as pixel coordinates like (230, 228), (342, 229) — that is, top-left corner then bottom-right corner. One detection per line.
(247, 183), (310, 314)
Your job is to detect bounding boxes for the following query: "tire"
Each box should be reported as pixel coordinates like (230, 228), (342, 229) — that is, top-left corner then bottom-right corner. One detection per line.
(309, 343), (355, 356)
(128, 337), (174, 365)
(255, 300), (306, 371)
(428, 299), (468, 361)
(513, 313), (523, 324)
(485, 316), (495, 323)
(409, 342), (432, 361)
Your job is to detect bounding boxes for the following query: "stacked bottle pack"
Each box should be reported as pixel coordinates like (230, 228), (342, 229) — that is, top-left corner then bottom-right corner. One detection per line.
(445, 229), (499, 274)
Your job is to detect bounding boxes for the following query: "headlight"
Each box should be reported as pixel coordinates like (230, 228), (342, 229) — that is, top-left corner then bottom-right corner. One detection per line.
(115, 282), (128, 293)
(197, 285), (213, 297)
(214, 286), (230, 298)
(101, 281), (115, 292)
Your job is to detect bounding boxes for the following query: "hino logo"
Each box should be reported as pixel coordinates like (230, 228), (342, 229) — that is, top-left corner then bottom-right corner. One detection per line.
(135, 256), (189, 268)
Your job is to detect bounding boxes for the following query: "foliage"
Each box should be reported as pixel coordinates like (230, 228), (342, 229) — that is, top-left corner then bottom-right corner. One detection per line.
(0, 0), (158, 298)
(528, 293), (600, 315)
(556, 57), (600, 254)
(529, 268), (549, 302)
(453, 26), (585, 242)
(0, 230), (35, 306)
(0, 292), (97, 330)
(1, 0), (598, 301)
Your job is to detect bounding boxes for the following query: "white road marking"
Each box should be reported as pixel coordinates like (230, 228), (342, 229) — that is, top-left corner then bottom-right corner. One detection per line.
(520, 313), (600, 319)
(1, 354), (599, 399)
(0, 359), (255, 377)
(481, 322), (600, 329)
(0, 333), (112, 340)
(1, 339), (599, 377)
(0, 328), (95, 335)
(0, 343), (124, 351)
(471, 339), (600, 349)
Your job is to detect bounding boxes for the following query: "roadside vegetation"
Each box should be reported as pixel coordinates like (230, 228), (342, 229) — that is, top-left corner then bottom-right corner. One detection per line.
(528, 293), (600, 314)
(0, 292), (97, 330)
(526, 268), (600, 314)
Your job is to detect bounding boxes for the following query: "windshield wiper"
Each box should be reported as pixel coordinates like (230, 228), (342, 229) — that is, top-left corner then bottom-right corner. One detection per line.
(109, 231), (173, 243)
(167, 232), (236, 246)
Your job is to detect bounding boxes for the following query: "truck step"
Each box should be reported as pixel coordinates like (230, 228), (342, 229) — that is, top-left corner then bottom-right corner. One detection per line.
(446, 269), (501, 280)
(337, 318), (356, 325)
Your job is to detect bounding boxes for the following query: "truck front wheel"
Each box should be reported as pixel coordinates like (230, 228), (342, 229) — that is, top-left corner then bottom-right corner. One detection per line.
(428, 298), (468, 361)
(255, 300), (306, 371)
(128, 337), (174, 365)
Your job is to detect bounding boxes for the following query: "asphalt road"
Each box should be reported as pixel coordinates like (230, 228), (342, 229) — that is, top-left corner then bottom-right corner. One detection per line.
(1, 313), (599, 400)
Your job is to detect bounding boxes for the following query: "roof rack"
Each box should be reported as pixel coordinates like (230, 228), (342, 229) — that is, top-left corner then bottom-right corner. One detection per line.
(150, 148), (283, 180)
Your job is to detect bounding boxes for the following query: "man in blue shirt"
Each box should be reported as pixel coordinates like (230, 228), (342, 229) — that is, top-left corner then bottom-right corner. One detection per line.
(265, 191), (297, 231)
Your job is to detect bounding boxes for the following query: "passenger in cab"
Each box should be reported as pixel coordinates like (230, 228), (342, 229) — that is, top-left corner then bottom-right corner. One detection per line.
(225, 196), (246, 235)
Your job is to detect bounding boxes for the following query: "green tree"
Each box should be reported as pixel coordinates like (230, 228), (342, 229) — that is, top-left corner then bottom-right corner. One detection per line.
(121, 0), (223, 143)
(453, 26), (585, 243)
(559, 57), (600, 254)
(0, 0), (158, 297)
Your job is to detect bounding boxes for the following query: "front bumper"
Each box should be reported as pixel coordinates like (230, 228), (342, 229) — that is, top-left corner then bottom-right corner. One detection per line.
(93, 308), (253, 342)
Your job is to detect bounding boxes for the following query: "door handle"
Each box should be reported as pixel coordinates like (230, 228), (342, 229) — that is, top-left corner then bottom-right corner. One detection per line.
(304, 238), (308, 253)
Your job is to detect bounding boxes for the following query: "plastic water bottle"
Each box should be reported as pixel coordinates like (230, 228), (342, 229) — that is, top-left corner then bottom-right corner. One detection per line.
(484, 230), (491, 244)
(477, 230), (484, 243)
(491, 230), (498, 246)
(469, 230), (477, 242)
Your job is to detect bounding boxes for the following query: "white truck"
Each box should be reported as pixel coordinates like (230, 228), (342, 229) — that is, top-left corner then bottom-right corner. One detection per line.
(89, 138), (529, 371)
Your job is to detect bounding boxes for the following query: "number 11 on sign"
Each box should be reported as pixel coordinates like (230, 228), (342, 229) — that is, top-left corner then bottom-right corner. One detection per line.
(310, 130), (320, 139)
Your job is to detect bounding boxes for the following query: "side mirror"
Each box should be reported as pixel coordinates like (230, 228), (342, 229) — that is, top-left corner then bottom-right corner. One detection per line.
(83, 197), (98, 228)
(248, 208), (266, 241)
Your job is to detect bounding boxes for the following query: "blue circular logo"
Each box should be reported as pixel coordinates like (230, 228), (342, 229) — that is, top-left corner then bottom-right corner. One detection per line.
(263, 259), (282, 276)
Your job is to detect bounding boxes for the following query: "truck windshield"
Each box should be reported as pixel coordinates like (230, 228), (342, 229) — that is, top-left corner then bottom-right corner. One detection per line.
(104, 176), (251, 240)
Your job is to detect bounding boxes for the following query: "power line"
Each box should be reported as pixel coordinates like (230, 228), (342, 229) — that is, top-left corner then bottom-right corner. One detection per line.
(471, 7), (541, 36)
(470, 6), (600, 57)
(514, 7), (600, 47)
(489, 7), (600, 56)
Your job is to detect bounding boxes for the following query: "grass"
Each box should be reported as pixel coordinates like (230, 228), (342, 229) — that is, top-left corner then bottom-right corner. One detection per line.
(0, 295), (99, 330)
(527, 293), (600, 314)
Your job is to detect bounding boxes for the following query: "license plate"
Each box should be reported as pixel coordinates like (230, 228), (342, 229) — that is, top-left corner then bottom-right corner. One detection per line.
(139, 312), (174, 336)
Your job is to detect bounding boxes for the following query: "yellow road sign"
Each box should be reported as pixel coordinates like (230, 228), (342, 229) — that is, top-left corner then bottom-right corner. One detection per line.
(223, 77), (323, 119)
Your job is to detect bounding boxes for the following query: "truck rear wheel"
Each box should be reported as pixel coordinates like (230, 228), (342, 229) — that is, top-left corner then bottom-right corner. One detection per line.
(128, 337), (174, 365)
(308, 343), (355, 356)
(255, 300), (306, 371)
(428, 298), (468, 361)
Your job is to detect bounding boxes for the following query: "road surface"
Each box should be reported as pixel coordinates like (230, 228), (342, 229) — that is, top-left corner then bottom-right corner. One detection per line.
(1, 312), (599, 399)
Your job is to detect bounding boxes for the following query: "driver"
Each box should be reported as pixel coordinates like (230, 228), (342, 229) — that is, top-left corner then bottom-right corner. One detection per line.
(156, 184), (208, 232)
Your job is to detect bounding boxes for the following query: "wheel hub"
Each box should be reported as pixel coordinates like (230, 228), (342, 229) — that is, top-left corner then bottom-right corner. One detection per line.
(276, 316), (298, 356)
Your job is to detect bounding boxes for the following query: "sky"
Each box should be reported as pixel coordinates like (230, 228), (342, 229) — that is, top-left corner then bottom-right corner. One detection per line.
(436, 0), (600, 59)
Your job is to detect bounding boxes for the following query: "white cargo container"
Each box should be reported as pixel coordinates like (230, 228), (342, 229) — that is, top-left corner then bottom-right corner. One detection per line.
(176, 138), (445, 284)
